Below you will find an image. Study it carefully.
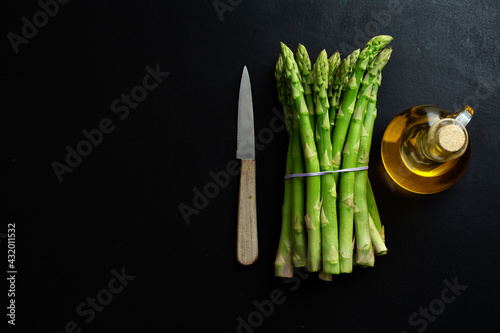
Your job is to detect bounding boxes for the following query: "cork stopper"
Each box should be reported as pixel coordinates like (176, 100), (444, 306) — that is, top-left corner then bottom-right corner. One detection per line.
(437, 124), (466, 152)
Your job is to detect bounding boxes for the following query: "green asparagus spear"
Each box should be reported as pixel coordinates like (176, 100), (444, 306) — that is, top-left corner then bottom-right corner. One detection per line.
(358, 47), (393, 102)
(327, 54), (337, 100)
(277, 54), (307, 267)
(275, 138), (294, 276)
(369, 214), (387, 255)
(274, 55), (294, 276)
(360, 48), (393, 236)
(351, 48), (392, 265)
(338, 81), (373, 273)
(290, 103), (307, 267)
(329, 50), (359, 127)
(354, 70), (389, 262)
(313, 50), (341, 275)
(296, 44), (316, 135)
(281, 42), (322, 272)
(367, 178), (382, 231)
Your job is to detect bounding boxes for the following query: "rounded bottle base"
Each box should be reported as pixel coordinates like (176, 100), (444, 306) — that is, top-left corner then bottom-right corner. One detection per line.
(381, 141), (471, 194)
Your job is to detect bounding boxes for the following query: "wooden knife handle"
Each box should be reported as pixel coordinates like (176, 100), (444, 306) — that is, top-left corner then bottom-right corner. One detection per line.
(237, 159), (258, 265)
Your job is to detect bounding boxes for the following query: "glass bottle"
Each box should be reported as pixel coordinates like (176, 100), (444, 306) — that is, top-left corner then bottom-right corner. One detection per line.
(381, 105), (473, 194)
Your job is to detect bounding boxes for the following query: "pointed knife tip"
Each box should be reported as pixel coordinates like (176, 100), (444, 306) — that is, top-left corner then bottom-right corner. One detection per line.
(241, 66), (250, 81)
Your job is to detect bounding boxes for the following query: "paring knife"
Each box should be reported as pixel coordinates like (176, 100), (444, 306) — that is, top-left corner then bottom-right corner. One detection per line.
(236, 66), (258, 265)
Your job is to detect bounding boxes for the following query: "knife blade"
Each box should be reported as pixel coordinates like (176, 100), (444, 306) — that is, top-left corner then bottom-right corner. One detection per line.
(236, 66), (258, 265)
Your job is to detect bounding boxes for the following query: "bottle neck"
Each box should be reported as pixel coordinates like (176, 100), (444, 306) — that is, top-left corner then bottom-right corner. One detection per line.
(419, 118), (468, 163)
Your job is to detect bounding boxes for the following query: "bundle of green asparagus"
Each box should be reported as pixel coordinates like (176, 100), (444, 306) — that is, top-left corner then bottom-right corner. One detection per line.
(274, 35), (393, 280)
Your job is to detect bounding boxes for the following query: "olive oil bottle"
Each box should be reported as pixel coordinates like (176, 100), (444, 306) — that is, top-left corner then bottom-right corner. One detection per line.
(381, 105), (473, 194)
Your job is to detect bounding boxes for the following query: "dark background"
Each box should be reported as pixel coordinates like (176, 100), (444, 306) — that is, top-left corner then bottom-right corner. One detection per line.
(4, 1), (500, 332)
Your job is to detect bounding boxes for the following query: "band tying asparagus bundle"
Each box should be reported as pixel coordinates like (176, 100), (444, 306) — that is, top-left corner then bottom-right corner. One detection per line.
(274, 35), (392, 279)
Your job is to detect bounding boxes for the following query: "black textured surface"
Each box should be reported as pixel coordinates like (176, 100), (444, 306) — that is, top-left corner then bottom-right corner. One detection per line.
(4, 1), (500, 332)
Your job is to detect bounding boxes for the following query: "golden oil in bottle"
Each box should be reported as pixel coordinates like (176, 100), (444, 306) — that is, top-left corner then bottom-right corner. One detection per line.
(381, 105), (473, 194)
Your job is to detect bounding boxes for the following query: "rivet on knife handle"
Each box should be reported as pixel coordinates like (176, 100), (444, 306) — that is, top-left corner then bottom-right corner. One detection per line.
(237, 159), (258, 265)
